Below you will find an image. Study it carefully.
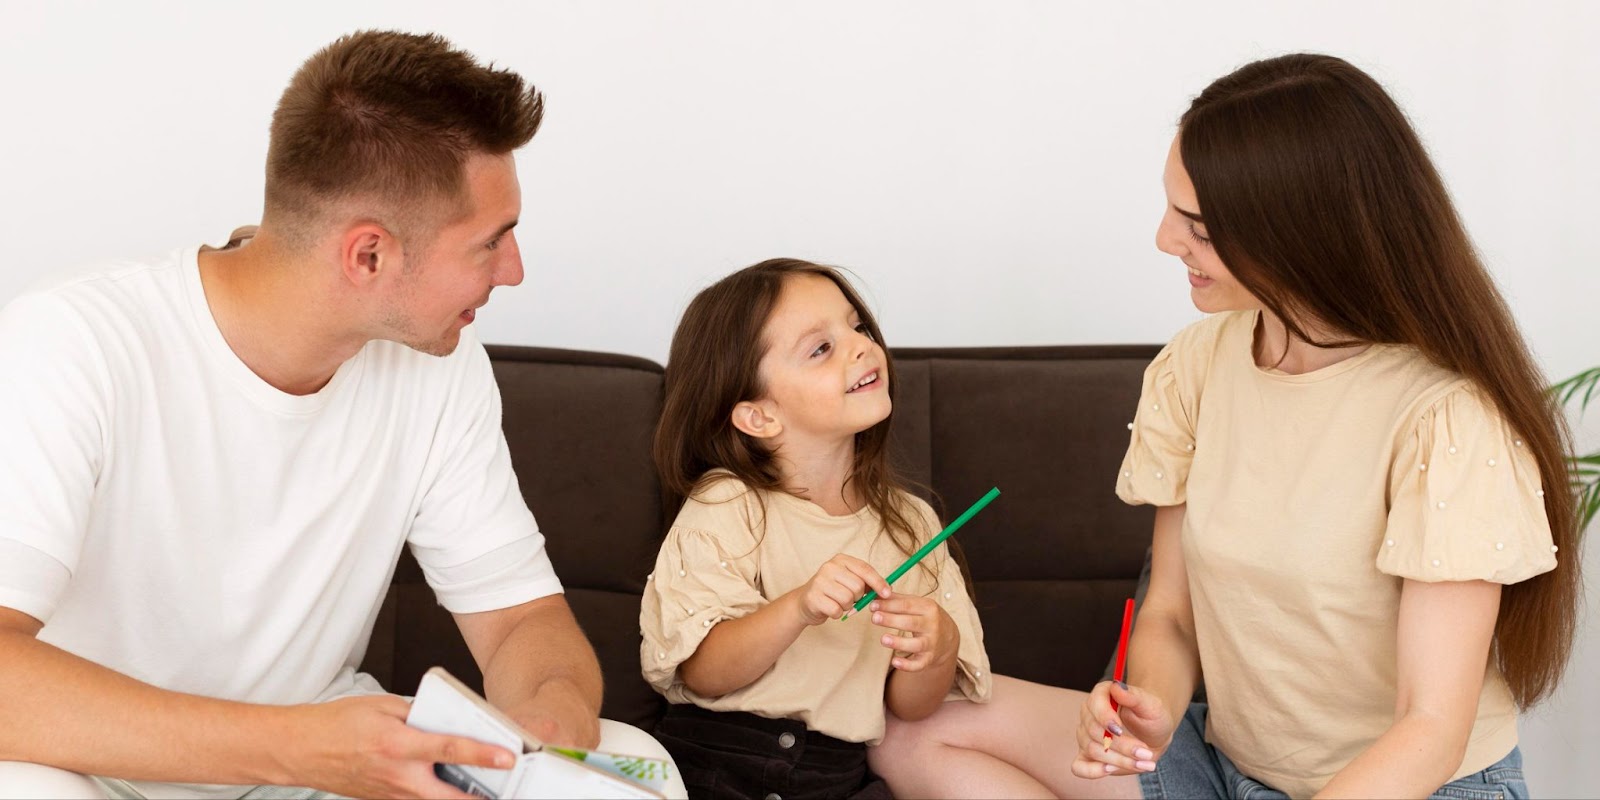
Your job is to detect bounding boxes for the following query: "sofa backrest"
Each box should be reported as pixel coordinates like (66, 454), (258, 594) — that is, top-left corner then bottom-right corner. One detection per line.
(359, 344), (1161, 731)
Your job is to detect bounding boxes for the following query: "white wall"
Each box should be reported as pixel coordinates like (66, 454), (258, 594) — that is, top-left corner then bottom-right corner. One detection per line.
(2, 0), (1597, 794)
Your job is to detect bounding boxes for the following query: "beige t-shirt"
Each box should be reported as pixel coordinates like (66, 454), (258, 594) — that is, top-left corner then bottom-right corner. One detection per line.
(639, 472), (992, 744)
(1116, 311), (1556, 798)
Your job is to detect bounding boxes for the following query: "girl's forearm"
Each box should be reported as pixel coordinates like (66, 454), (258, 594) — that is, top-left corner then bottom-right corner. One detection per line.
(884, 653), (957, 722)
(677, 590), (810, 697)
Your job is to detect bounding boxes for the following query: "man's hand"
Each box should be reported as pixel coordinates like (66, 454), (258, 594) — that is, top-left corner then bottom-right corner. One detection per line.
(503, 679), (602, 750)
(288, 694), (516, 799)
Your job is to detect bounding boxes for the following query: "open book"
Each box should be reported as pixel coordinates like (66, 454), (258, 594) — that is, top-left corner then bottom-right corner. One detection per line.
(406, 667), (671, 799)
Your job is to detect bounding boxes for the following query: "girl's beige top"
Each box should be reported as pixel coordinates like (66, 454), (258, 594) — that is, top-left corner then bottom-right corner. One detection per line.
(640, 472), (992, 744)
(1117, 310), (1557, 798)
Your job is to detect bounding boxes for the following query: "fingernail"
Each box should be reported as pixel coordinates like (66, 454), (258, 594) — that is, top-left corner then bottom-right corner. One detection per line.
(892, 659), (903, 669)
(1105, 764), (1119, 774)
(882, 635), (894, 646)
(872, 613), (883, 623)
(1107, 721), (1124, 736)
(1136, 760), (1156, 772)
(870, 602), (880, 611)
(1115, 680), (1129, 690)
(1136, 748), (1153, 760)
(495, 753), (514, 768)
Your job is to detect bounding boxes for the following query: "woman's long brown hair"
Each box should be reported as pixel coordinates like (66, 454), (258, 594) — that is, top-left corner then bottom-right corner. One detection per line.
(1180, 53), (1579, 708)
(655, 259), (963, 590)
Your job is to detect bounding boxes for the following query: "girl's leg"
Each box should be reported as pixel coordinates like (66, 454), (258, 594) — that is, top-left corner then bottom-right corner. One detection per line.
(868, 674), (1143, 799)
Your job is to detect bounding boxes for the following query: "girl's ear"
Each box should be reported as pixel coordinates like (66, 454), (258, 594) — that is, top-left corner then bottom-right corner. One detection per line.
(731, 400), (783, 440)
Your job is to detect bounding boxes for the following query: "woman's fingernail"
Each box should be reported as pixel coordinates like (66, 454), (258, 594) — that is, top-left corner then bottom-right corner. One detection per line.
(1136, 748), (1153, 760)
(1104, 764), (1119, 774)
(495, 753), (514, 768)
(1107, 721), (1124, 736)
(1136, 760), (1156, 772)
(1115, 680), (1129, 690)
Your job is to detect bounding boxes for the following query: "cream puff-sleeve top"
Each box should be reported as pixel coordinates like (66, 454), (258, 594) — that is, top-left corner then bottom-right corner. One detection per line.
(640, 472), (992, 744)
(1115, 311), (1557, 798)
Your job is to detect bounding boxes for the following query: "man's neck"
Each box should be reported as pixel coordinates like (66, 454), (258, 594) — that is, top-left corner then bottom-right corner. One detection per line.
(197, 234), (368, 396)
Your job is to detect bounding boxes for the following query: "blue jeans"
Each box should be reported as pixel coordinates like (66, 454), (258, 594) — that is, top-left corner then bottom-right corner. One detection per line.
(1138, 703), (1528, 800)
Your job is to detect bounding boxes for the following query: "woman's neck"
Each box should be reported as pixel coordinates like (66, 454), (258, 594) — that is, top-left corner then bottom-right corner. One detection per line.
(1254, 309), (1371, 375)
(773, 435), (863, 516)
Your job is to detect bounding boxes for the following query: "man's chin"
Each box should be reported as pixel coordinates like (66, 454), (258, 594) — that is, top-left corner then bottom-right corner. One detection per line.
(402, 333), (461, 358)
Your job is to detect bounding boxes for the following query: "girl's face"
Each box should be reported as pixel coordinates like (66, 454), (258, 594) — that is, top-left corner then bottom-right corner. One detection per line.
(1155, 134), (1263, 314)
(751, 274), (892, 446)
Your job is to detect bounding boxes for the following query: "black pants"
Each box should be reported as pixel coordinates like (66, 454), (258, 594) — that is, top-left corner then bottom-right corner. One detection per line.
(653, 704), (893, 800)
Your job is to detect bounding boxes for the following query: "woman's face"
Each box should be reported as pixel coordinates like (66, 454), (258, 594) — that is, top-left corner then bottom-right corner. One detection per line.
(1155, 134), (1263, 314)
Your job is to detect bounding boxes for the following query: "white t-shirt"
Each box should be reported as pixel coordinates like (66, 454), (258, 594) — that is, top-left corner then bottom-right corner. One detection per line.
(0, 245), (561, 791)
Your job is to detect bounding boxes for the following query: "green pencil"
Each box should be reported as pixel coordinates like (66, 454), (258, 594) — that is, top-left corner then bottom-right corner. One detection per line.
(840, 486), (1001, 621)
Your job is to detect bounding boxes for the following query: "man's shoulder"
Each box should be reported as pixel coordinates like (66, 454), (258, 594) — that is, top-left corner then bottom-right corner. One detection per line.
(7, 248), (191, 328)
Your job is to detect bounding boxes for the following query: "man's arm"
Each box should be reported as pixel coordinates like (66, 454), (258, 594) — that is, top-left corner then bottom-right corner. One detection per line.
(455, 593), (605, 749)
(0, 607), (509, 797)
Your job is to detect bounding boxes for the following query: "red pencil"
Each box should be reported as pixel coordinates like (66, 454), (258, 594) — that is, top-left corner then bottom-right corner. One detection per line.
(1104, 597), (1135, 752)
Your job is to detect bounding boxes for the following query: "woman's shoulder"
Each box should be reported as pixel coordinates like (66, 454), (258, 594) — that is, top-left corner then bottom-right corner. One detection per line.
(1164, 310), (1252, 356)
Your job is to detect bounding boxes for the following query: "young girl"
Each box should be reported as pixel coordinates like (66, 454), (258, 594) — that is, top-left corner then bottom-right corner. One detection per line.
(640, 260), (1097, 799)
(1072, 54), (1580, 799)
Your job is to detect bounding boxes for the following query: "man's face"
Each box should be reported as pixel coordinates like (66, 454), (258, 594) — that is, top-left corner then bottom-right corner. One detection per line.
(381, 152), (525, 356)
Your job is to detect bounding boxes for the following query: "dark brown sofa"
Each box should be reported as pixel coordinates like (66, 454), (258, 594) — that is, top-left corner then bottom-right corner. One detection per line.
(358, 344), (1162, 731)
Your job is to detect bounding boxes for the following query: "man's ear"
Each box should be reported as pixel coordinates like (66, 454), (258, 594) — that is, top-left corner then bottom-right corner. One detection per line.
(730, 400), (783, 440)
(339, 222), (399, 287)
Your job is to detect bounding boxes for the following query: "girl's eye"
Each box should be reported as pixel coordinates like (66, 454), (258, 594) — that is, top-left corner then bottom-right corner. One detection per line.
(854, 322), (872, 340)
(810, 341), (832, 358)
(1186, 222), (1212, 247)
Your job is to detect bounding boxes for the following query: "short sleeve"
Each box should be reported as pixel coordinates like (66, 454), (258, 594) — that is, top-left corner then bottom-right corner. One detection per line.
(1116, 342), (1196, 506)
(909, 499), (993, 703)
(1379, 384), (1557, 584)
(639, 522), (768, 694)
(406, 329), (560, 613)
(0, 292), (109, 621)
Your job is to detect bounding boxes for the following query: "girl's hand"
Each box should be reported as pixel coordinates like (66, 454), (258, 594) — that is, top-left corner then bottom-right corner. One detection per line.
(1071, 680), (1175, 779)
(793, 554), (892, 626)
(869, 595), (959, 671)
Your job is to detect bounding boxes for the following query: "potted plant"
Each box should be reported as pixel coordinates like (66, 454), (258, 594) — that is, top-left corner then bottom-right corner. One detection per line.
(1552, 367), (1600, 531)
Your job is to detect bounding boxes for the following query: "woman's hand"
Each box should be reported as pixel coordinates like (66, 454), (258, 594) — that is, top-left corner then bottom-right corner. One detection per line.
(1071, 680), (1175, 779)
(792, 554), (892, 626)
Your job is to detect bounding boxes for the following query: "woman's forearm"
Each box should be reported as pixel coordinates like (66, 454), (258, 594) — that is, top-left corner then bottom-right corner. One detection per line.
(1316, 711), (1469, 799)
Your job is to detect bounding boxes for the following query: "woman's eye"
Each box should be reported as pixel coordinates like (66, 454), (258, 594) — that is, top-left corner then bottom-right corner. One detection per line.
(1186, 222), (1212, 246)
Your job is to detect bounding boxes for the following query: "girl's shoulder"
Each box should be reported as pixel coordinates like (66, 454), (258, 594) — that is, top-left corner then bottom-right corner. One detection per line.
(670, 469), (770, 542)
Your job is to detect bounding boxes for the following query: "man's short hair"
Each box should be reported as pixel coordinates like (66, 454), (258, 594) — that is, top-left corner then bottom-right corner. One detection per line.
(264, 30), (543, 246)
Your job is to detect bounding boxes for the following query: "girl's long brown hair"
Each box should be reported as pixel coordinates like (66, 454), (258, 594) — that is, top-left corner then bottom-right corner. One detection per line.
(1180, 53), (1579, 708)
(655, 259), (959, 588)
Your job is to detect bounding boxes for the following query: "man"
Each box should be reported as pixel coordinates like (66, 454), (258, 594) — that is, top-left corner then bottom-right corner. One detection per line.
(0, 30), (675, 799)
